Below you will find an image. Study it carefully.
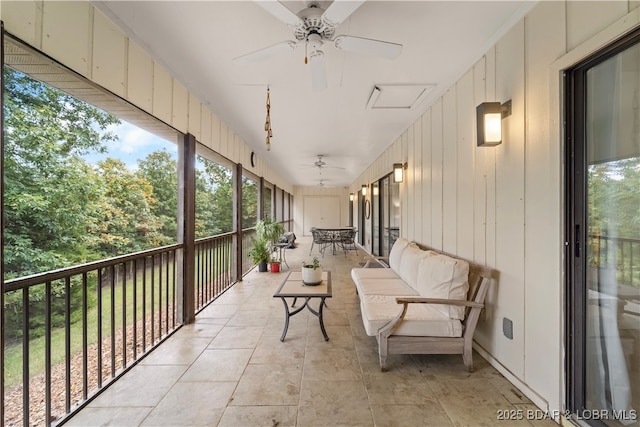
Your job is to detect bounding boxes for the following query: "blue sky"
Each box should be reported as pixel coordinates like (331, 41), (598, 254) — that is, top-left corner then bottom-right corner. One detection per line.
(83, 120), (177, 170)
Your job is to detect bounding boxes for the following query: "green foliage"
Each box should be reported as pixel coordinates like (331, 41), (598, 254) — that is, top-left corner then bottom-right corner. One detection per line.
(3, 67), (119, 276)
(255, 216), (285, 244)
(138, 150), (178, 241)
(195, 156), (233, 237)
(302, 257), (321, 270)
(247, 238), (270, 264)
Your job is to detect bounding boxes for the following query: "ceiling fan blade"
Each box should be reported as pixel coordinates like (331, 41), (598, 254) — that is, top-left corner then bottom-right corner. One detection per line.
(234, 41), (297, 64)
(334, 35), (402, 59)
(309, 50), (327, 91)
(322, 0), (366, 27)
(255, 1), (302, 27)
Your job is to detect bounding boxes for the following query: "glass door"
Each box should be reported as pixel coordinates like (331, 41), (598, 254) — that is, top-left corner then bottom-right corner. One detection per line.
(567, 31), (640, 426)
(372, 181), (380, 256)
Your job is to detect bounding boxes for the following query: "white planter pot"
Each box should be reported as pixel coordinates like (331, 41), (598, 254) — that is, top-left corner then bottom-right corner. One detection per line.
(301, 267), (322, 285)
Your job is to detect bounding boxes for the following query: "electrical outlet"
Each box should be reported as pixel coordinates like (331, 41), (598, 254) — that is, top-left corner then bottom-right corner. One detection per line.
(503, 317), (513, 340)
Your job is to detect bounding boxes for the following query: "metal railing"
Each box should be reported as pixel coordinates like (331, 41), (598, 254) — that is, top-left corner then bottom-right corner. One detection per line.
(2, 221), (295, 426)
(194, 232), (234, 312)
(589, 234), (640, 287)
(3, 244), (182, 426)
(241, 228), (257, 276)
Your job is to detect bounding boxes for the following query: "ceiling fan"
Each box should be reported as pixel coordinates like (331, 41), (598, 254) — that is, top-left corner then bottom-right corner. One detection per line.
(235, 1), (403, 90)
(317, 179), (337, 188)
(301, 154), (346, 171)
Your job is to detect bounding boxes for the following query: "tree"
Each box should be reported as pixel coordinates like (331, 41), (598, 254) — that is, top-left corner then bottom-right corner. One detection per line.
(137, 150), (178, 242)
(87, 158), (164, 257)
(3, 67), (120, 277)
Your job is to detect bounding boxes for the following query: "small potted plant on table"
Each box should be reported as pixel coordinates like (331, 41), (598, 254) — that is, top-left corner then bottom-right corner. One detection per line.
(301, 257), (322, 285)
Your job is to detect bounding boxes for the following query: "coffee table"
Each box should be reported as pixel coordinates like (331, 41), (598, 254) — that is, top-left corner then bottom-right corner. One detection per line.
(273, 270), (332, 341)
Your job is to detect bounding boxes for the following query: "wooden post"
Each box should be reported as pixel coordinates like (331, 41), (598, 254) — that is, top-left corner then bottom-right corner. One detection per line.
(178, 133), (196, 324)
(258, 177), (264, 220)
(233, 163), (243, 281)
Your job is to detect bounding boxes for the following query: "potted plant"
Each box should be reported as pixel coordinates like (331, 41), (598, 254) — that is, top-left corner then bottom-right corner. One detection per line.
(248, 238), (270, 272)
(269, 256), (281, 273)
(256, 216), (286, 245)
(301, 257), (322, 285)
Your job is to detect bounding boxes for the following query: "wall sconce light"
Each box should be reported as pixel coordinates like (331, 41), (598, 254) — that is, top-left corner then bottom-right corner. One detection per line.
(373, 186), (379, 196)
(361, 184), (368, 196)
(393, 162), (407, 183)
(349, 193), (354, 202)
(476, 100), (512, 146)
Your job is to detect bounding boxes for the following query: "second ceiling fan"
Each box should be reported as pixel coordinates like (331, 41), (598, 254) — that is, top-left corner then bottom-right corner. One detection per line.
(235, 1), (403, 90)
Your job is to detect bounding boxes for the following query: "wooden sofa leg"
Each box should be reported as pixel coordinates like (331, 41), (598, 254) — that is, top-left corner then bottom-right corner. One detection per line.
(378, 336), (388, 371)
(462, 348), (474, 372)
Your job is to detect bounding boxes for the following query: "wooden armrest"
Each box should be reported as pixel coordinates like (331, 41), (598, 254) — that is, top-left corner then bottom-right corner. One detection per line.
(395, 297), (484, 309)
(362, 256), (389, 268)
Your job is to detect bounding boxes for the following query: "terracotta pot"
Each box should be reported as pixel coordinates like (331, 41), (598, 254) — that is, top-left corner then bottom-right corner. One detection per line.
(270, 262), (281, 273)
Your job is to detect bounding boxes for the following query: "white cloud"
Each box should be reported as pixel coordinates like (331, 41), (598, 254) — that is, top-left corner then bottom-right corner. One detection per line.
(107, 122), (157, 154)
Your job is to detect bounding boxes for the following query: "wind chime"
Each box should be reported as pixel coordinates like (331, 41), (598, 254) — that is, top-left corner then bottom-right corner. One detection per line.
(265, 87), (273, 151)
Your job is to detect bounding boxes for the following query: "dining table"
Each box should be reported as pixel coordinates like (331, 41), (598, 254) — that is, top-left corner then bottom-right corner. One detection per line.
(311, 227), (357, 256)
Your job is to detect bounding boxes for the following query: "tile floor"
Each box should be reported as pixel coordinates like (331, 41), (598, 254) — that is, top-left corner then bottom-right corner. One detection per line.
(66, 237), (557, 427)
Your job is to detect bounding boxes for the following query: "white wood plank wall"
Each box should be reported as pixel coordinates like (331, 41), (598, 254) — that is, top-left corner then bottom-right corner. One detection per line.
(347, 0), (640, 415)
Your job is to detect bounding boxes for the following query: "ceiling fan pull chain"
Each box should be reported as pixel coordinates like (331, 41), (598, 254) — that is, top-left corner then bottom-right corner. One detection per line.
(304, 38), (308, 64)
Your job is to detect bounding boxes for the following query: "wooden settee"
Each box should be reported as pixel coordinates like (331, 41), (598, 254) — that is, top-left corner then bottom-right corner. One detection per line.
(351, 238), (497, 371)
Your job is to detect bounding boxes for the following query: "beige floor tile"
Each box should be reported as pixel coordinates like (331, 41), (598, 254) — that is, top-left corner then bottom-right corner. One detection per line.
(140, 336), (211, 365)
(250, 334), (306, 365)
(64, 407), (152, 426)
(305, 324), (356, 350)
(226, 309), (271, 327)
(88, 365), (188, 407)
(141, 381), (235, 426)
(297, 380), (373, 426)
(218, 406), (298, 427)
(198, 303), (241, 319)
(364, 370), (435, 404)
(208, 326), (264, 349)
(370, 403), (453, 426)
(302, 348), (362, 381)
(230, 363), (302, 406)
(181, 349), (252, 382)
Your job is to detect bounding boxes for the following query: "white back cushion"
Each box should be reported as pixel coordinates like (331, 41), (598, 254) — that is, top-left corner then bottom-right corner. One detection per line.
(388, 237), (411, 271)
(398, 245), (436, 290)
(416, 254), (470, 319)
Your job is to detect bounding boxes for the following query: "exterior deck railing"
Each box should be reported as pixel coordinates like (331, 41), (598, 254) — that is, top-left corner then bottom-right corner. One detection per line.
(194, 232), (234, 313)
(3, 244), (182, 426)
(2, 220), (294, 426)
(589, 234), (640, 288)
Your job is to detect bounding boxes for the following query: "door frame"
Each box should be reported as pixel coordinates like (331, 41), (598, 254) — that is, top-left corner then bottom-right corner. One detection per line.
(564, 27), (640, 418)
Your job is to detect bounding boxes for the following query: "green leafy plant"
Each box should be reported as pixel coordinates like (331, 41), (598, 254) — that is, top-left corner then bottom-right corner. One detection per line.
(255, 216), (285, 245)
(302, 257), (321, 270)
(247, 238), (270, 264)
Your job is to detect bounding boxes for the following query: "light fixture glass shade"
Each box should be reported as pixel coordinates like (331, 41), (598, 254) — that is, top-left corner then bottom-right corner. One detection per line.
(393, 163), (404, 183)
(484, 113), (502, 143)
(476, 102), (502, 146)
(361, 184), (367, 196)
(349, 193), (354, 201)
(373, 186), (379, 196)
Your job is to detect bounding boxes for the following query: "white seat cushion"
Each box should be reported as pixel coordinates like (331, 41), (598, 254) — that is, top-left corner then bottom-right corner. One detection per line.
(351, 268), (400, 283)
(397, 246), (437, 290)
(360, 294), (463, 337)
(355, 278), (419, 297)
(416, 254), (470, 320)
